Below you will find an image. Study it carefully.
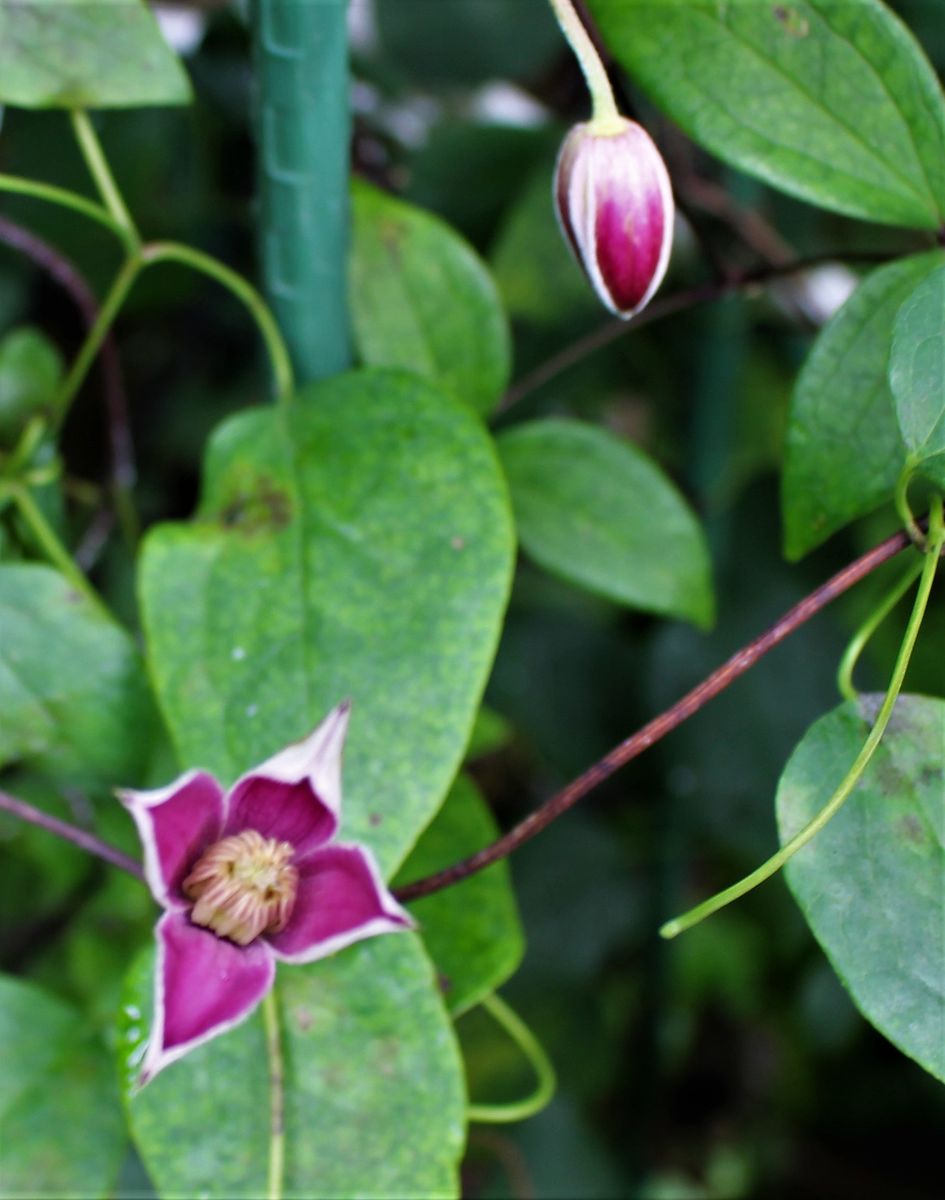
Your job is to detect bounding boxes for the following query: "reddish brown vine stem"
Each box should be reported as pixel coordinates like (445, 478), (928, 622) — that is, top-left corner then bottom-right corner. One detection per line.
(394, 524), (920, 902)
(0, 789), (144, 881)
(0, 526), (922, 897)
(498, 249), (897, 412)
(0, 213), (137, 533)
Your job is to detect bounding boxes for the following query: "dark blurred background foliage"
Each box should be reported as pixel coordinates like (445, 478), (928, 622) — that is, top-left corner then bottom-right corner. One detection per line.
(1, 2), (944, 1197)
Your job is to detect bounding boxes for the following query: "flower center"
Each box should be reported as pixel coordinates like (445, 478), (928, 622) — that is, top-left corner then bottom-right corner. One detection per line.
(182, 830), (299, 946)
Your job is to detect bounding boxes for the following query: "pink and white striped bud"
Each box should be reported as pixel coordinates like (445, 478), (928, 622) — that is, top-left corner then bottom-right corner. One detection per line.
(554, 117), (674, 319)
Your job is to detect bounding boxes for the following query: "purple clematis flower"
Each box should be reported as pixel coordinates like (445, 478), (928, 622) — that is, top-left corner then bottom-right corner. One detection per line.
(120, 702), (413, 1086)
(554, 116), (674, 319)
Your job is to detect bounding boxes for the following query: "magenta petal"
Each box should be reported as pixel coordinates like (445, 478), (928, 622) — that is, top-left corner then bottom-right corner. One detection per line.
(267, 843), (413, 963)
(139, 912), (275, 1086)
(118, 771), (225, 907)
(595, 187), (667, 313)
(224, 702), (351, 856)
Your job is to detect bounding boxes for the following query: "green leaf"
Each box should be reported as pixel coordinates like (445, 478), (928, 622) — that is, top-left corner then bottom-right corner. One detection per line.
(123, 935), (466, 1198)
(776, 694), (945, 1081)
(0, 0), (191, 109)
(497, 418), (714, 627)
(351, 183), (511, 417)
(395, 774), (524, 1015)
(782, 251), (944, 559)
(139, 369), (514, 874)
(0, 326), (63, 446)
(0, 974), (125, 1197)
(0, 563), (159, 786)
(588, 0), (945, 229)
(889, 263), (945, 488)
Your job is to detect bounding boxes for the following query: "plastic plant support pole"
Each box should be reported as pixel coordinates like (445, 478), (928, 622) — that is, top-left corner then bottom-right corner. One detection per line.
(251, 0), (352, 385)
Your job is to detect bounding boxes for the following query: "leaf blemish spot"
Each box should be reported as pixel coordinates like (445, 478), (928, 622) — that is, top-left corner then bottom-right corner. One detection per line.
(772, 5), (809, 37)
(897, 814), (927, 846)
(293, 1006), (315, 1033)
(218, 476), (293, 534)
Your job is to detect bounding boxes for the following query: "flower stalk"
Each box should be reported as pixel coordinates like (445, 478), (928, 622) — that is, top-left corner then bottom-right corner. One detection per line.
(262, 990), (286, 1200)
(547, 0), (622, 131)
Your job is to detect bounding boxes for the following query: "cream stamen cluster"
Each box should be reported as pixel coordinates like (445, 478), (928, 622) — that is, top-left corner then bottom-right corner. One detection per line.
(183, 829), (298, 946)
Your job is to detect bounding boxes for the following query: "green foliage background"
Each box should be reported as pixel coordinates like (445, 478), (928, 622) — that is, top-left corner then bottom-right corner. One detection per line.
(1, 2), (944, 1198)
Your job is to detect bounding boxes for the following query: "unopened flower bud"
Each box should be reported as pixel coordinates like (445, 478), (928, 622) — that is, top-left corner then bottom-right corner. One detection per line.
(554, 117), (674, 319)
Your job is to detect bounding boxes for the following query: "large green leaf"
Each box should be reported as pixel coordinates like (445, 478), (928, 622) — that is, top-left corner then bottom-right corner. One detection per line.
(0, 0), (191, 109)
(889, 264), (945, 488)
(776, 694), (945, 1081)
(497, 418), (714, 627)
(0, 563), (158, 786)
(351, 183), (511, 417)
(123, 935), (466, 1198)
(589, 0), (945, 229)
(395, 774), (524, 1015)
(781, 251), (944, 559)
(0, 975), (125, 1197)
(138, 370), (514, 874)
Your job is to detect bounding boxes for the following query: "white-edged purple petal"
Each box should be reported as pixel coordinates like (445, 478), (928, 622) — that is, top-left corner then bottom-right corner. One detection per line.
(267, 842), (414, 964)
(138, 911), (275, 1087)
(118, 771), (225, 908)
(224, 701), (351, 857)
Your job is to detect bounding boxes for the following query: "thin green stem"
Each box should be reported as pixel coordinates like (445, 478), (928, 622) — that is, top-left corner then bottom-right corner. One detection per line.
(52, 256), (143, 427)
(69, 110), (140, 248)
(836, 555), (924, 702)
(142, 241), (295, 402)
(547, 0), (622, 129)
(262, 988), (286, 1200)
(895, 462), (927, 548)
(0, 173), (131, 247)
(466, 993), (557, 1124)
(49, 237), (294, 426)
(661, 499), (945, 940)
(5, 483), (107, 615)
(4, 417), (48, 478)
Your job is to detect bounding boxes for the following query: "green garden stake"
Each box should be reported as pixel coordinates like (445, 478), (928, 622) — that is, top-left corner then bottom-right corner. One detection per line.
(251, 0), (352, 384)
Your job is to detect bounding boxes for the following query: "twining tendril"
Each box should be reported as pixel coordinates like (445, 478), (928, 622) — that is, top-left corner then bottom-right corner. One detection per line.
(661, 497), (944, 940)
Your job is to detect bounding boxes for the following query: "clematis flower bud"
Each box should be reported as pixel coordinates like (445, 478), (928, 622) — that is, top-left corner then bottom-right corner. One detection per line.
(554, 117), (674, 319)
